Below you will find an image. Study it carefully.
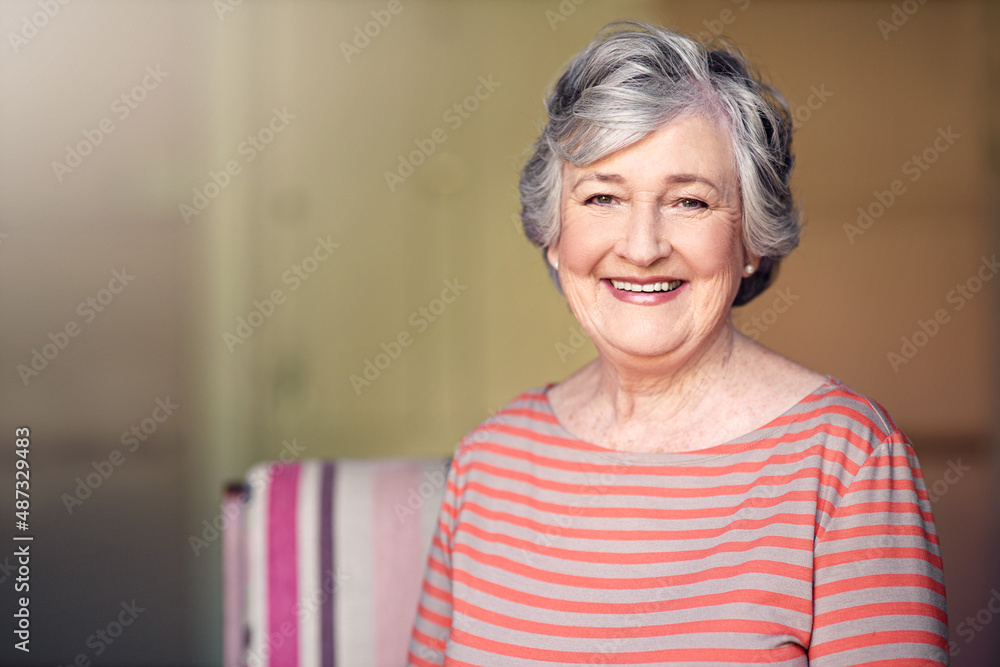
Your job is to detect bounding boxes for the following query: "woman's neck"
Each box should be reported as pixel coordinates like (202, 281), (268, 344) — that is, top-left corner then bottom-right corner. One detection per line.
(592, 320), (742, 425)
(549, 321), (800, 452)
(549, 322), (816, 453)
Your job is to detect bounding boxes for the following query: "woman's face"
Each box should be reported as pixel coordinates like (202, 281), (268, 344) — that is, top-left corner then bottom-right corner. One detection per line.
(548, 114), (753, 365)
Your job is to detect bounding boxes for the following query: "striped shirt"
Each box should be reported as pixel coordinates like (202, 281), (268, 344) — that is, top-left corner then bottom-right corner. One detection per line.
(408, 377), (949, 666)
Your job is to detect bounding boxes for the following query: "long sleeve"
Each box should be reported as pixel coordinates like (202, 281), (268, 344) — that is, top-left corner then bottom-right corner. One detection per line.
(809, 436), (949, 665)
(408, 453), (461, 666)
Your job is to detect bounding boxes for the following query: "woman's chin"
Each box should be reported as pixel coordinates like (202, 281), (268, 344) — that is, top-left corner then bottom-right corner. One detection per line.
(596, 330), (688, 362)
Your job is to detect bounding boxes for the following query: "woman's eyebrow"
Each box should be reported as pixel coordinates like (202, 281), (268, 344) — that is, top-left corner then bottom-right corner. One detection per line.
(571, 172), (721, 193)
(663, 173), (720, 192)
(571, 172), (625, 192)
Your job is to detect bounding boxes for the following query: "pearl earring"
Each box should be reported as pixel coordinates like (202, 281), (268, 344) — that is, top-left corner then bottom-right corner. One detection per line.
(745, 263), (755, 275)
(553, 260), (559, 270)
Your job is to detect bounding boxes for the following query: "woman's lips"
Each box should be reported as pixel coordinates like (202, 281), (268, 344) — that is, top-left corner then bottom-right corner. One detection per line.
(603, 278), (685, 305)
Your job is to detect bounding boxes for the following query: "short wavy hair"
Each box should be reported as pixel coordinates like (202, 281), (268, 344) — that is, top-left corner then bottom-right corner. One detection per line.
(518, 21), (799, 306)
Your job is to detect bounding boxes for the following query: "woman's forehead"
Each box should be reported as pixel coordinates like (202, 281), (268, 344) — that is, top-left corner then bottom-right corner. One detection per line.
(563, 116), (739, 190)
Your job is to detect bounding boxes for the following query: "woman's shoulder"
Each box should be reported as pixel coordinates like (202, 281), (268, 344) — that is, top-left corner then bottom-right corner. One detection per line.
(802, 376), (900, 427)
(775, 374), (911, 469)
(738, 339), (905, 447)
(453, 384), (565, 460)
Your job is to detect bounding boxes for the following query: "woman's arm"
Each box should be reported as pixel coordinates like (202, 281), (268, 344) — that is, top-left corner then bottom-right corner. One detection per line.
(809, 436), (950, 665)
(408, 456), (460, 666)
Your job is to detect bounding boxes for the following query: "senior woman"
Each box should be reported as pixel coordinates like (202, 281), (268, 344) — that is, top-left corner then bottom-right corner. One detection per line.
(409, 21), (948, 666)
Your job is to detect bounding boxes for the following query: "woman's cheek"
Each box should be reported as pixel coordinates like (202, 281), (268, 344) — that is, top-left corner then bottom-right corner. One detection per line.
(560, 214), (616, 272)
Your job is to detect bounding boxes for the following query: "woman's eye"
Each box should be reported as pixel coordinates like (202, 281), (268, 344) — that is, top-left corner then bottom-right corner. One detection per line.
(586, 194), (616, 206)
(677, 198), (707, 209)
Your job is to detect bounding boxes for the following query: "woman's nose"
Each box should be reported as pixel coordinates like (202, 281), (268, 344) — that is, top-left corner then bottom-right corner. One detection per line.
(617, 204), (670, 267)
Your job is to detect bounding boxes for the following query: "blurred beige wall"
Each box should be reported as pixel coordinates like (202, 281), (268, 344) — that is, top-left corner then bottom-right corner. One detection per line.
(0, 1), (995, 665)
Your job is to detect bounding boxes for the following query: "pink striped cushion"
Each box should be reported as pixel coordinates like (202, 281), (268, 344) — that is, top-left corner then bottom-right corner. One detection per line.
(223, 458), (449, 667)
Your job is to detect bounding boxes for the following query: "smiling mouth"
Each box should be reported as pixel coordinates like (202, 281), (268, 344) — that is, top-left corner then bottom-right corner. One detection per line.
(609, 279), (683, 293)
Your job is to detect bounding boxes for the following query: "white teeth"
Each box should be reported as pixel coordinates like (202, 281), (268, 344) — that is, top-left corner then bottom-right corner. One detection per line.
(610, 279), (682, 293)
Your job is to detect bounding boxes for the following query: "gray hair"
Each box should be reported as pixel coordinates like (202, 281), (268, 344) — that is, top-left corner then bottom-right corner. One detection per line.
(518, 21), (799, 306)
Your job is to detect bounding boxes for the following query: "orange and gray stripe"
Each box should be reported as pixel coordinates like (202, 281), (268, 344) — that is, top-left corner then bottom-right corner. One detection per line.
(408, 378), (948, 666)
